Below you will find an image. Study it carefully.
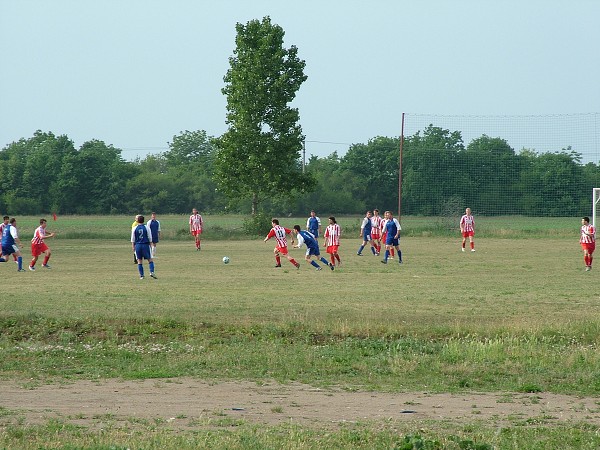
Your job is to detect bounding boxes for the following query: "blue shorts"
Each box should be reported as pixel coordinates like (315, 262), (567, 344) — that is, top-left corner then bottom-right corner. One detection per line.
(309, 229), (319, 238)
(362, 232), (372, 241)
(135, 243), (152, 260)
(306, 246), (321, 257)
(385, 236), (399, 247)
(2, 245), (18, 256)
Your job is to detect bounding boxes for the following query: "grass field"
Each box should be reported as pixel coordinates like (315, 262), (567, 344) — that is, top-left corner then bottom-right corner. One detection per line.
(1, 215), (599, 448)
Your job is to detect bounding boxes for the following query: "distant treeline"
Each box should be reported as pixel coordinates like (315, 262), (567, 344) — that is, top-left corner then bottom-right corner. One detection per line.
(1, 126), (599, 216)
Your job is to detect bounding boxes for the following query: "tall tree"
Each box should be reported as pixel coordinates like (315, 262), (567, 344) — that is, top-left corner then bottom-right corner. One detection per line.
(214, 16), (313, 214)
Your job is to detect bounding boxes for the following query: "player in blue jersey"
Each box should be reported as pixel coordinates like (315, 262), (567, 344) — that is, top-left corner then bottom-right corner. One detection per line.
(293, 225), (334, 271)
(306, 210), (322, 238)
(147, 212), (161, 257)
(1, 217), (25, 271)
(381, 211), (402, 264)
(131, 215), (157, 280)
(357, 211), (377, 256)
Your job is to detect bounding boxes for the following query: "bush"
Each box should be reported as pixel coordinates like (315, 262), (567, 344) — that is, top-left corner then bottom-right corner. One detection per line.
(242, 213), (272, 237)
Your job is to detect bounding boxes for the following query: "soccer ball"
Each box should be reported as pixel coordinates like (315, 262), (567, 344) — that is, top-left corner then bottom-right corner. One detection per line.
(222, 256), (230, 264)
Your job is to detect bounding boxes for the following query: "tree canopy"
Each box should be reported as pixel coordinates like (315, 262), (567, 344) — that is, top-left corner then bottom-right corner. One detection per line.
(214, 16), (314, 214)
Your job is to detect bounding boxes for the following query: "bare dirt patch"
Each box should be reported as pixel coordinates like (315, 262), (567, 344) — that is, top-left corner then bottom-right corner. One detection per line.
(2, 378), (600, 429)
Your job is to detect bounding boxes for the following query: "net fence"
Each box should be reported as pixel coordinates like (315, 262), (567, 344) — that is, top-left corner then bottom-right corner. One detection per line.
(401, 113), (600, 217)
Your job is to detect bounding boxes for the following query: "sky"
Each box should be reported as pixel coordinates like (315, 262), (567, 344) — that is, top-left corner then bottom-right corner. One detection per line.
(1, 0), (599, 161)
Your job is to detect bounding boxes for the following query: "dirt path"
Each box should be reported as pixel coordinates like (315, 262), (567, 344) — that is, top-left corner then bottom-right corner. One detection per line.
(2, 379), (599, 429)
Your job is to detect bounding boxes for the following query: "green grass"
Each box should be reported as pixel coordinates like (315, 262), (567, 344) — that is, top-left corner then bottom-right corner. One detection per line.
(10, 214), (581, 240)
(1, 218), (598, 448)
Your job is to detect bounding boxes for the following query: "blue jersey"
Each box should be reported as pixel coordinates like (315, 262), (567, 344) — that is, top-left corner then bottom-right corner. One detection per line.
(148, 219), (160, 243)
(1, 224), (15, 247)
(307, 216), (320, 236)
(385, 219), (400, 237)
(362, 216), (372, 236)
(132, 224), (151, 245)
(298, 230), (318, 249)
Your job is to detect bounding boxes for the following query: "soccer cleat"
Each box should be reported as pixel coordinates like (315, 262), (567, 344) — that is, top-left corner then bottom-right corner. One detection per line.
(295, 263), (301, 269)
(399, 260), (403, 264)
(150, 273), (157, 279)
(274, 264), (281, 268)
(462, 248), (465, 252)
(316, 267), (322, 271)
(356, 253), (362, 256)
(586, 266), (591, 271)
(140, 276), (144, 279)
(471, 249), (475, 252)
(18, 268), (26, 272)
(42, 264), (51, 269)
(375, 252), (380, 256)
(329, 263), (335, 271)
(380, 260), (387, 264)
(29, 266), (35, 271)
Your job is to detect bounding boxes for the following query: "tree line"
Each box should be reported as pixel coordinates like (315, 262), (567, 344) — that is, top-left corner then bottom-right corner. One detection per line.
(1, 124), (599, 217)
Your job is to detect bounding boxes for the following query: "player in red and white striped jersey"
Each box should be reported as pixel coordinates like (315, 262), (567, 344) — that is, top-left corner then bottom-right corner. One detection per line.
(460, 207), (475, 252)
(580, 216), (596, 271)
(370, 209), (383, 255)
(324, 216), (342, 267)
(29, 218), (55, 270)
(189, 208), (203, 251)
(264, 219), (300, 268)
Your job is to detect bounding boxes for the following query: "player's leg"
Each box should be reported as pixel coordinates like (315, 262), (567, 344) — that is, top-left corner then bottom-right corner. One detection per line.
(469, 235), (475, 251)
(15, 249), (24, 271)
(42, 247), (52, 268)
(357, 239), (366, 255)
(274, 248), (281, 267)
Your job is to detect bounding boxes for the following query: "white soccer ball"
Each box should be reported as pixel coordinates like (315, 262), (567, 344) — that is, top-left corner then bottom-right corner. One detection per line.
(222, 256), (230, 264)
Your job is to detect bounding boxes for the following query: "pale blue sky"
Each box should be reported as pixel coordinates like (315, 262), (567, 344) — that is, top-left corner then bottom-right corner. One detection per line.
(1, 1), (599, 160)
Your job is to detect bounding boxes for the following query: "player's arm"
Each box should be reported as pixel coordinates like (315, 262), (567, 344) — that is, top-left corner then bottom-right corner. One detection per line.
(294, 234), (305, 248)
(284, 228), (295, 245)
(264, 229), (274, 242)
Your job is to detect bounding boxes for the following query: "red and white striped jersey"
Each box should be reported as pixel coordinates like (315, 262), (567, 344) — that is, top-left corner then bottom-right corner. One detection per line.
(189, 214), (203, 232)
(371, 215), (383, 235)
(581, 224), (596, 243)
(266, 225), (291, 248)
(31, 226), (47, 244)
(460, 214), (475, 232)
(324, 224), (341, 246)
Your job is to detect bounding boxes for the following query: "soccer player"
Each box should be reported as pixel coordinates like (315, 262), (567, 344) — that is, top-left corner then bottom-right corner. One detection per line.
(381, 211), (402, 264)
(306, 210), (322, 238)
(1, 217), (25, 271)
(131, 215), (140, 263)
(292, 225), (334, 271)
(0, 215), (19, 263)
(189, 208), (203, 251)
(581, 216), (595, 271)
(147, 212), (161, 257)
(379, 214), (395, 259)
(460, 207), (475, 252)
(324, 216), (342, 267)
(264, 219), (300, 268)
(29, 218), (55, 271)
(131, 215), (157, 280)
(357, 211), (376, 256)
(370, 209), (383, 255)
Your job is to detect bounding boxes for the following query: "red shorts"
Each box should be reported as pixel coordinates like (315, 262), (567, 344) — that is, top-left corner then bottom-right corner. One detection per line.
(581, 242), (595, 254)
(191, 230), (202, 237)
(326, 245), (339, 254)
(462, 231), (474, 238)
(371, 231), (381, 239)
(31, 242), (49, 257)
(275, 246), (289, 255)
